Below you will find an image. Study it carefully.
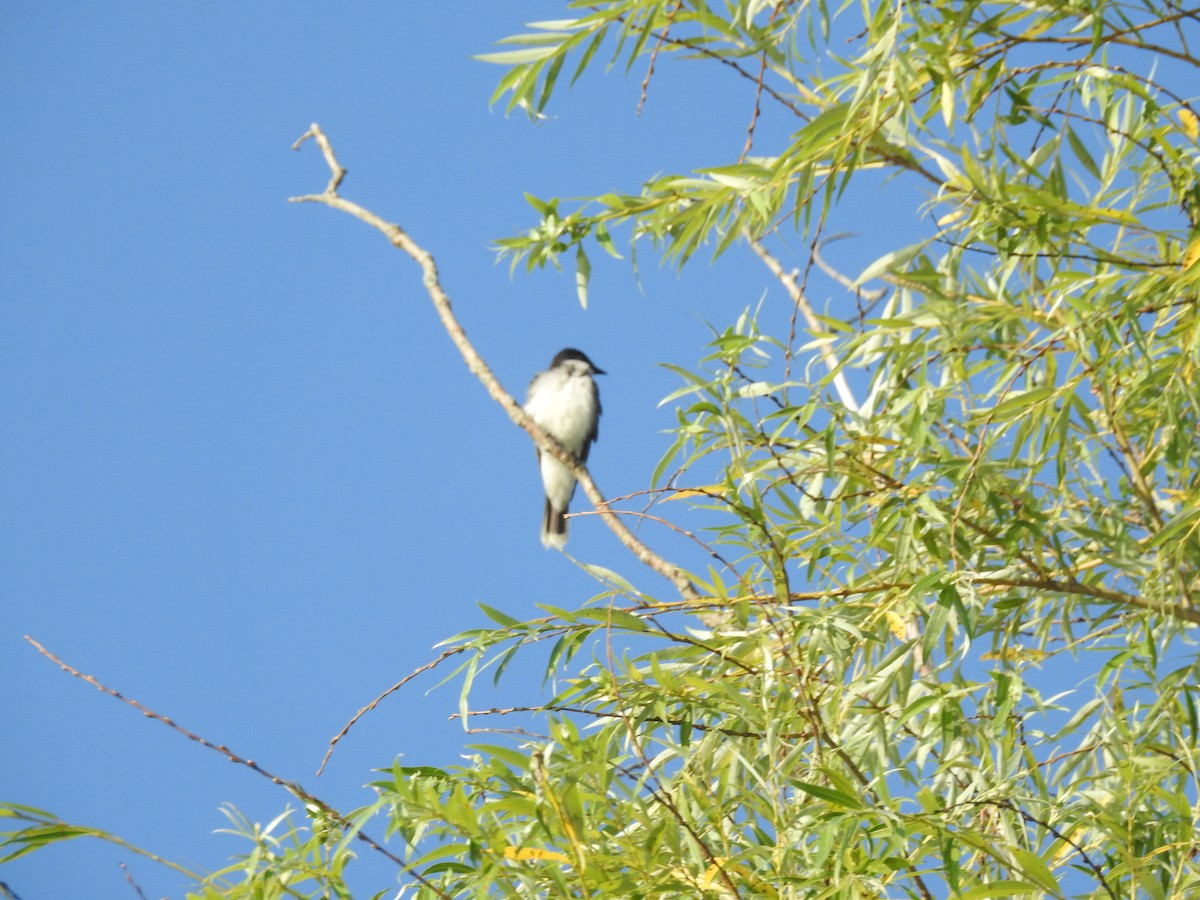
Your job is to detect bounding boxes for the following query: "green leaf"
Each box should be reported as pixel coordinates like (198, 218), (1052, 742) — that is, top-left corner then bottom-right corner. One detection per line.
(474, 46), (560, 65)
(478, 603), (519, 627)
(960, 883), (1039, 899)
(852, 241), (926, 287)
(986, 387), (1056, 423)
(1064, 125), (1101, 180)
(896, 695), (941, 726)
(575, 607), (647, 632)
(1010, 846), (1061, 893)
(575, 244), (590, 308)
(794, 781), (863, 810)
(577, 563), (637, 593)
(594, 221), (623, 259)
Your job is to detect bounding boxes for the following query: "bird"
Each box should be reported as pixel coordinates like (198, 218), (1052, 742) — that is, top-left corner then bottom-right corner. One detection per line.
(524, 348), (605, 548)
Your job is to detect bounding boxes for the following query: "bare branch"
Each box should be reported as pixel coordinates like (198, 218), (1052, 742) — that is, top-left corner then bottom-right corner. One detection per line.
(290, 124), (699, 602)
(811, 233), (888, 304)
(745, 234), (861, 414)
(291, 125), (345, 193)
(451, 704), (806, 740)
(767, 575), (1200, 626)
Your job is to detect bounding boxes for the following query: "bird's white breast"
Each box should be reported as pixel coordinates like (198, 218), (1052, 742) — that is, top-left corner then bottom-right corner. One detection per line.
(525, 369), (598, 455)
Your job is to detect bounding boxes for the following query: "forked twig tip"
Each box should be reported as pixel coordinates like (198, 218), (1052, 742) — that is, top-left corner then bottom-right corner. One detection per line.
(291, 122), (346, 194)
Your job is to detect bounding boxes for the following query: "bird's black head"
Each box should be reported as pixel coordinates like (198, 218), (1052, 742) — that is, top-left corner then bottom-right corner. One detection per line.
(550, 348), (605, 375)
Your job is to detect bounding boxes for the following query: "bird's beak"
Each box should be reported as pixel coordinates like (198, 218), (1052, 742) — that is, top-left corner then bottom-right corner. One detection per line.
(592, 366), (607, 376)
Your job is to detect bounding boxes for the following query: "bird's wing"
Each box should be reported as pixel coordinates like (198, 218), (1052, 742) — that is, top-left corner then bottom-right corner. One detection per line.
(579, 378), (601, 461)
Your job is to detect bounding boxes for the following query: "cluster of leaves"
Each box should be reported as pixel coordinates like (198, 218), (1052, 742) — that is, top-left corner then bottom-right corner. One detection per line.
(7, 1), (1200, 897)
(1, 803), (358, 900)
(379, 1), (1200, 897)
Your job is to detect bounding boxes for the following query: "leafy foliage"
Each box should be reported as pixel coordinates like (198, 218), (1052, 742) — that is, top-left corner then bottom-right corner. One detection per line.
(392, 2), (1200, 896)
(8, 1), (1200, 897)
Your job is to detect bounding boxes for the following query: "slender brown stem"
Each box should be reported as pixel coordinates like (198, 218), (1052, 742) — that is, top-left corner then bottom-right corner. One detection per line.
(746, 234), (860, 413)
(316, 645), (466, 776)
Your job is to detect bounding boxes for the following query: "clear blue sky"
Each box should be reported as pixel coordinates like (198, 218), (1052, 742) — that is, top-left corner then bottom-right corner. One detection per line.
(2, 5), (925, 898)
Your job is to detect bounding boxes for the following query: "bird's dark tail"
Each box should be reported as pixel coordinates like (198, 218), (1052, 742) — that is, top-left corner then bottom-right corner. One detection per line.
(541, 497), (568, 549)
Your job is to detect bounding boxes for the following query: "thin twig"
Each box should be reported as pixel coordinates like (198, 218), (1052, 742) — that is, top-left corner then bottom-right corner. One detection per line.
(739, 1), (786, 162)
(739, 44), (769, 161)
(451, 704), (809, 741)
(637, 0), (683, 116)
(290, 124), (699, 603)
(774, 574), (1200, 625)
(119, 863), (148, 900)
(607, 8), (808, 122)
(571, 502), (742, 573)
(317, 645), (465, 776)
(811, 233), (888, 304)
(745, 233), (860, 413)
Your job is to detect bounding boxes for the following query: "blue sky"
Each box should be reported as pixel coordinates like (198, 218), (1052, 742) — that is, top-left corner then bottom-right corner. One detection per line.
(0, 5), (920, 897)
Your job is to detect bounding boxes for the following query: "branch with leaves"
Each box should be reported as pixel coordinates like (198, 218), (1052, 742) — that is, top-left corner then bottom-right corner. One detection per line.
(18, 636), (453, 900)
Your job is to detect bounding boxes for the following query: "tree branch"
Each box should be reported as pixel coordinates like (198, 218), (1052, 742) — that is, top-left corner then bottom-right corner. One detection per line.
(289, 124), (698, 602)
(745, 233), (861, 414)
(768, 575), (1200, 626)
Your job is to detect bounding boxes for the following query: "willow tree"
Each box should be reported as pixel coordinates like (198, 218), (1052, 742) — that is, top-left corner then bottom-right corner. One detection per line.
(8, 2), (1200, 898)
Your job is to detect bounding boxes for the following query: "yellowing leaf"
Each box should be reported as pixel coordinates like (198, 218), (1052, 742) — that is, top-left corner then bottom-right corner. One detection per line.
(885, 610), (909, 641)
(698, 859), (776, 897)
(504, 846), (572, 864)
(1182, 237), (1200, 271)
(1051, 826), (1086, 865)
(1021, 20), (1052, 39)
(980, 647), (1049, 663)
(699, 858), (730, 889)
(937, 206), (967, 227)
(666, 486), (723, 501)
(940, 80), (955, 129)
(1180, 108), (1199, 141)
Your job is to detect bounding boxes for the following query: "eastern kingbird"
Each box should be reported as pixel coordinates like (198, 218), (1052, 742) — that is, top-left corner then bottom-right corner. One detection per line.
(524, 348), (605, 549)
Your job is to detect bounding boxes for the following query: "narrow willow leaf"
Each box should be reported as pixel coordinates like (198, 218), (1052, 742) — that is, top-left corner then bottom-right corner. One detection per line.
(1010, 846), (1062, 893)
(1182, 237), (1200, 271)
(577, 563), (635, 593)
(1180, 108), (1199, 140)
(525, 19), (583, 31)
(852, 241), (925, 287)
(794, 781), (863, 809)
(1064, 126), (1101, 179)
(478, 603), (520, 627)
(594, 222), (623, 259)
(986, 387), (1056, 422)
(575, 244), (590, 308)
(960, 883), (1040, 899)
(575, 607), (648, 632)
(474, 47), (560, 65)
(571, 27), (607, 86)
(941, 79), (955, 129)
(505, 846), (572, 864)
